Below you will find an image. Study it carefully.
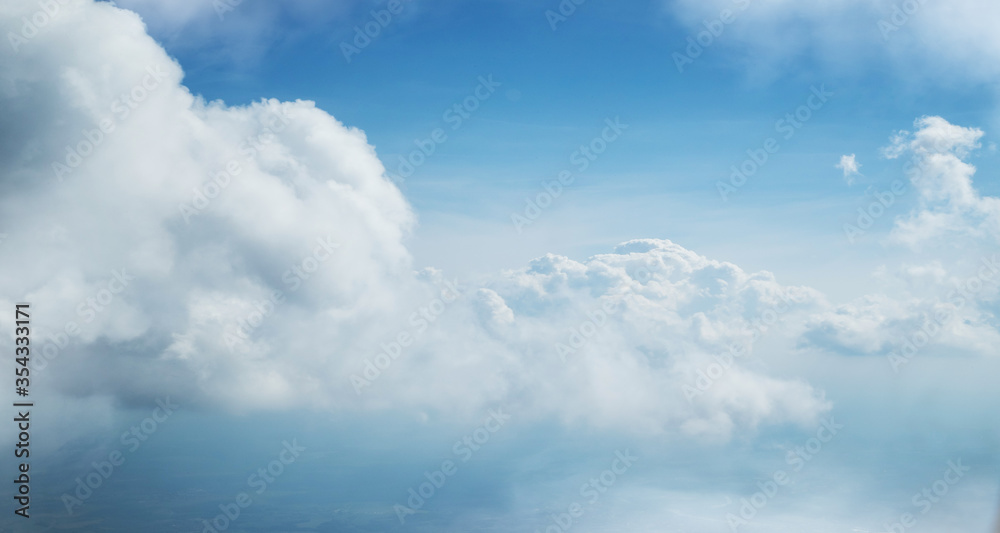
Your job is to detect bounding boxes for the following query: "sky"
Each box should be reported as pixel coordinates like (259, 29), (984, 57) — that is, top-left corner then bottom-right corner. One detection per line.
(123, 0), (1000, 297)
(1, 0), (999, 532)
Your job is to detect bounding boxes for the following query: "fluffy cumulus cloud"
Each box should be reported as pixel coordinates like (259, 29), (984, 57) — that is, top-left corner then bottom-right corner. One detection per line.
(800, 116), (1000, 365)
(0, 0), (836, 440)
(884, 116), (1000, 247)
(360, 239), (831, 439)
(0, 0), (416, 411)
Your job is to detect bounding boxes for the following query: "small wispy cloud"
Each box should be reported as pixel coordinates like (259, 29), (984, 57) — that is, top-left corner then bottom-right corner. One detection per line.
(836, 153), (861, 185)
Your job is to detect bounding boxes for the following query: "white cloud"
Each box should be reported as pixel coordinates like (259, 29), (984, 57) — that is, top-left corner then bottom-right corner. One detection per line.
(883, 116), (1000, 247)
(0, 0), (832, 440)
(3, 4), (999, 530)
(800, 116), (1000, 364)
(386, 239), (833, 438)
(836, 153), (861, 184)
(1, 0), (417, 410)
(4, 1), (1000, 453)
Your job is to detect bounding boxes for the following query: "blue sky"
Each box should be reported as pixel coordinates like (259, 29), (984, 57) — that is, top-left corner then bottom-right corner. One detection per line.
(149, 0), (1000, 288)
(2, 0), (1000, 532)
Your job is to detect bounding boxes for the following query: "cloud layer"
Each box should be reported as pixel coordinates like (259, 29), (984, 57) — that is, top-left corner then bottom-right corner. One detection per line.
(2, 0), (998, 452)
(0, 0), (839, 440)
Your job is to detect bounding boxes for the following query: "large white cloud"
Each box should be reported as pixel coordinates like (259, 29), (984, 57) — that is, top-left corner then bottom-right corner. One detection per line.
(1, 0), (416, 411)
(0, 0), (833, 440)
(359, 239), (832, 438)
